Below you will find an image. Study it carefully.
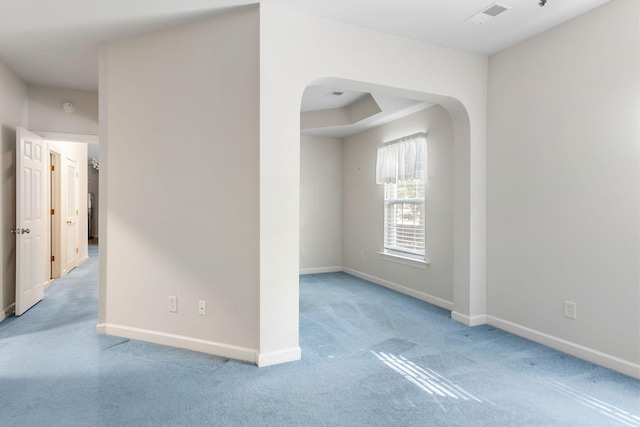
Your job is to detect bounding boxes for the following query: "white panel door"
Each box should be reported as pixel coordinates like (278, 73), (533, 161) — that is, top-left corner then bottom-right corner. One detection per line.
(64, 158), (79, 274)
(15, 128), (46, 316)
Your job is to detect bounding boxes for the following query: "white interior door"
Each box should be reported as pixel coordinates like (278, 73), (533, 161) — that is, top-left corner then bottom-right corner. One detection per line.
(15, 128), (46, 316)
(64, 158), (79, 274)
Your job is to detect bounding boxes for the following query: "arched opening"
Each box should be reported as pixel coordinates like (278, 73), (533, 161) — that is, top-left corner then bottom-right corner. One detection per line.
(297, 77), (482, 328)
(298, 80), (459, 360)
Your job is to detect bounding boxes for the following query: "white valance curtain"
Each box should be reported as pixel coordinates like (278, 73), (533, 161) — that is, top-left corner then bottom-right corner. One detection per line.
(375, 132), (427, 184)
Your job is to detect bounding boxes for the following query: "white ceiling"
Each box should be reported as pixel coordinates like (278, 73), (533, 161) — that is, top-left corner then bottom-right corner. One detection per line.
(0, 0), (609, 92)
(301, 86), (370, 113)
(301, 86), (433, 138)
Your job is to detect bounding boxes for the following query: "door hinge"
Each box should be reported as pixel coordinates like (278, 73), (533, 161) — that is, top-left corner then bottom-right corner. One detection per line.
(50, 208), (55, 215)
(76, 248), (79, 254)
(50, 165), (54, 171)
(51, 255), (55, 262)
(76, 209), (79, 215)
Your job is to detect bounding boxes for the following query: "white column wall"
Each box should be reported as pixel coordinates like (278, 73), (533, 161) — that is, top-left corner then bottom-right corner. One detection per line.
(99, 7), (261, 362)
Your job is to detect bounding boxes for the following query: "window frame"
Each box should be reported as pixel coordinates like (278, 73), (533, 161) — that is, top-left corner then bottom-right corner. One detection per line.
(383, 177), (426, 261)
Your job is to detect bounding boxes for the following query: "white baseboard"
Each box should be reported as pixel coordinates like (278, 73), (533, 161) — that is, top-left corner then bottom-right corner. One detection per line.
(487, 315), (640, 379)
(300, 267), (639, 378)
(44, 279), (53, 291)
(257, 347), (302, 367)
(451, 311), (487, 326)
(299, 266), (343, 275)
(342, 267), (453, 311)
(0, 303), (15, 322)
(96, 323), (258, 365)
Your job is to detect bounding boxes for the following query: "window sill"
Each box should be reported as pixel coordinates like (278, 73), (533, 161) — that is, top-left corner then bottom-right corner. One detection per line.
(378, 252), (429, 269)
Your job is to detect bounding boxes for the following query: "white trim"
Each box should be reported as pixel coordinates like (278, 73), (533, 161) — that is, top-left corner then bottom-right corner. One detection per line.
(257, 347), (302, 367)
(33, 131), (98, 144)
(342, 267), (453, 310)
(451, 311), (487, 326)
(0, 303), (16, 321)
(96, 323), (257, 364)
(378, 252), (429, 268)
(44, 279), (53, 291)
(487, 315), (640, 379)
(299, 266), (343, 275)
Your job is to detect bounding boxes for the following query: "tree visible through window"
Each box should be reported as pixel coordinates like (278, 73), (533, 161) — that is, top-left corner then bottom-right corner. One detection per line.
(376, 132), (427, 260)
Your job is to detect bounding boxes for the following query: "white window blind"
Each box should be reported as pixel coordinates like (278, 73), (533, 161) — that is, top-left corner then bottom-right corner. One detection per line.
(377, 133), (427, 258)
(384, 179), (425, 257)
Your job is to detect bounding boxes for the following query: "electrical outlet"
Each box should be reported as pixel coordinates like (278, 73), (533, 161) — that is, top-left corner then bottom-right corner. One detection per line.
(301, 249), (308, 258)
(169, 296), (177, 313)
(564, 301), (576, 319)
(198, 300), (206, 316)
(359, 252), (365, 262)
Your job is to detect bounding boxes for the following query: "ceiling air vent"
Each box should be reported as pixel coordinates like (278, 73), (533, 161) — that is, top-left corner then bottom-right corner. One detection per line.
(328, 91), (344, 97)
(465, 2), (511, 25)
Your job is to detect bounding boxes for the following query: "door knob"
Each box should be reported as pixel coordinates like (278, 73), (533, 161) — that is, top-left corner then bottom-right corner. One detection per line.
(66, 220), (72, 224)
(21, 228), (30, 234)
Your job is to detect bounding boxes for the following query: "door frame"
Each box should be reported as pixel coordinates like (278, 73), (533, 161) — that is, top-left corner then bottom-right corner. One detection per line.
(49, 150), (62, 281)
(36, 131), (96, 286)
(62, 156), (79, 276)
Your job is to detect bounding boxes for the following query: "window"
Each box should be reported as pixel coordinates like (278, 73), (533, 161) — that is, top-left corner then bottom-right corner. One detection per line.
(376, 132), (427, 260)
(384, 178), (425, 258)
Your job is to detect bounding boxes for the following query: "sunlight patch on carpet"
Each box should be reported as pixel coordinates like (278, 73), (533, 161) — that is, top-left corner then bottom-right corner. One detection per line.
(372, 351), (486, 404)
(535, 377), (640, 427)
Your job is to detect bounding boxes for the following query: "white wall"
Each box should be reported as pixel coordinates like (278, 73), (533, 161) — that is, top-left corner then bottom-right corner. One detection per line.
(29, 85), (99, 246)
(300, 135), (343, 273)
(0, 61), (28, 321)
(259, 4), (487, 365)
(98, 3), (487, 367)
(343, 105), (454, 307)
(99, 7), (261, 362)
(96, 2), (488, 368)
(28, 85), (99, 135)
(487, 0), (639, 376)
(95, 1), (639, 376)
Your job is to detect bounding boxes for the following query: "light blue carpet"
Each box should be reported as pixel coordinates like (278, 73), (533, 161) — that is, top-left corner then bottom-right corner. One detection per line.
(0, 243), (638, 426)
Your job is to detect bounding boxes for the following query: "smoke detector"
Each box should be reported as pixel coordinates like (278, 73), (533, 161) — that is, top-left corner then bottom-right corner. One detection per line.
(62, 101), (75, 113)
(465, 2), (512, 25)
